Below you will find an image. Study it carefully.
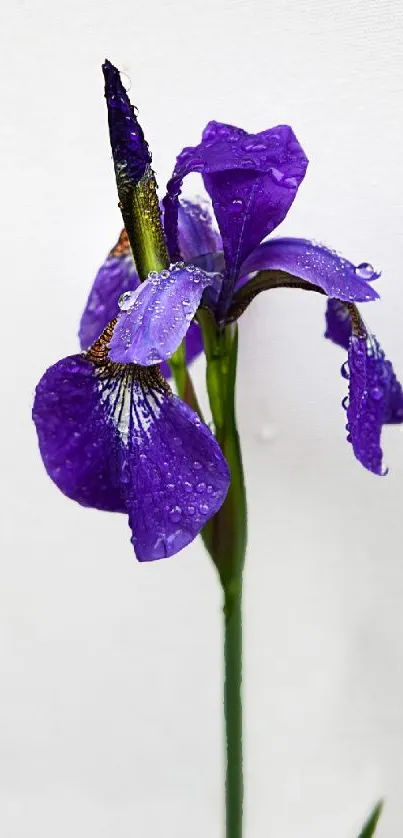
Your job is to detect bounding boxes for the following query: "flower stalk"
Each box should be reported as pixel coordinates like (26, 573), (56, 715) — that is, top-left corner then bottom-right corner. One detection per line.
(199, 309), (247, 838)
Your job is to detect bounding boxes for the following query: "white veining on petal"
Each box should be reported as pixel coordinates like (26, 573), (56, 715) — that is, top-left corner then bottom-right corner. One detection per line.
(96, 368), (165, 445)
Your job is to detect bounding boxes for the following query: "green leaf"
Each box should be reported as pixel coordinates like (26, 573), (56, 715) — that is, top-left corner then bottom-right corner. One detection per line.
(357, 800), (384, 838)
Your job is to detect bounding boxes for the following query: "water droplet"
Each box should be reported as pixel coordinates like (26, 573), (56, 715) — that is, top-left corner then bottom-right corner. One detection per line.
(270, 167), (284, 184)
(118, 291), (136, 311)
(196, 482), (206, 493)
(282, 176), (298, 189)
(187, 505), (195, 516)
(193, 460), (202, 470)
(355, 262), (375, 281)
(169, 505), (182, 523)
(160, 269), (170, 279)
(183, 481), (192, 492)
(370, 386), (384, 401)
(242, 139), (267, 152)
(199, 501), (210, 514)
(121, 459), (130, 483)
(231, 198), (244, 212)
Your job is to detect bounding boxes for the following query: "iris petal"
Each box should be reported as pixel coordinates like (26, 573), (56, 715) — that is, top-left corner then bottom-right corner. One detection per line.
(325, 301), (403, 471)
(108, 264), (213, 365)
(79, 230), (139, 350)
(346, 334), (403, 474)
(33, 335), (230, 560)
(33, 353), (126, 513)
(177, 199), (222, 267)
(239, 238), (379, 302)
(164, 121), (308, 315)
(324, 298), (352, 350)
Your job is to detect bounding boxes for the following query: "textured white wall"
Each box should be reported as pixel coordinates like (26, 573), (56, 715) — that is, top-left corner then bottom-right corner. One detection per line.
(2, 0), (403, 835)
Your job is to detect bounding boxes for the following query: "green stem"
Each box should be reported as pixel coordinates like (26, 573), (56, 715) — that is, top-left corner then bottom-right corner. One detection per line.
(224, 585), (243, 838)
(198, 311), (246, 838)
(169, 342), (204, 421)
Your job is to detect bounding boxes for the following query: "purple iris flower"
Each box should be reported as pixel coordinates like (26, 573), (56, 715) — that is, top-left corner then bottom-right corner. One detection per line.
(82, 64), (402, 477)
(33, 62), (403, 568)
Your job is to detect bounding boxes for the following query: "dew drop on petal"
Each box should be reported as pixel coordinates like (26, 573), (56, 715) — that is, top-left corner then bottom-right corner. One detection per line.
(169, 505), (182, 523)
(118, 291), (137, 311)
(270, 167), (284, 184)
(282, 176), (298, 189)
(355, 262), (376, 281)
(121, 458), (131, 483)
(231, 198), (245, 212)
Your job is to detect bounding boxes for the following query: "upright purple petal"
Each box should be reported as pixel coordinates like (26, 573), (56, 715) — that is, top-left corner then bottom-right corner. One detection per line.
(102, 59), (151, 188)
(344, 334), (403, 474)
(164, 121), (308, 315)
(108, 263), (213, 365)
(33, 334), (230, 561)
(79, 230), (139, 350)
(239, 238), (380, 302)
(177, 199), (222, 266)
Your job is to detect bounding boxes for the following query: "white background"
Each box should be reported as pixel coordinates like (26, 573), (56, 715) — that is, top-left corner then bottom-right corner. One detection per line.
(2, 0), (403, 835)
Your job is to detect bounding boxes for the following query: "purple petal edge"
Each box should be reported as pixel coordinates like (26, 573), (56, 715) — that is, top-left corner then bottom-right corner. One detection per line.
(239, 238), (380, 302)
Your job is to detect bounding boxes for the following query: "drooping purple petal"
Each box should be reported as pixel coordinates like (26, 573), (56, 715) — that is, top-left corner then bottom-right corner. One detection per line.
(239, 238), (380, 302)
(79, 230), (139, 350)
(102, 59), (151, 188)
(164, 121), (308, 315)
(108, 263), (213, 365)
(33, 346), (230, 561)
(344, 334), (403, 474)
(123, 384), (230, 561)
(33, 354), (126, 513)
(324, 298), (352, 350)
